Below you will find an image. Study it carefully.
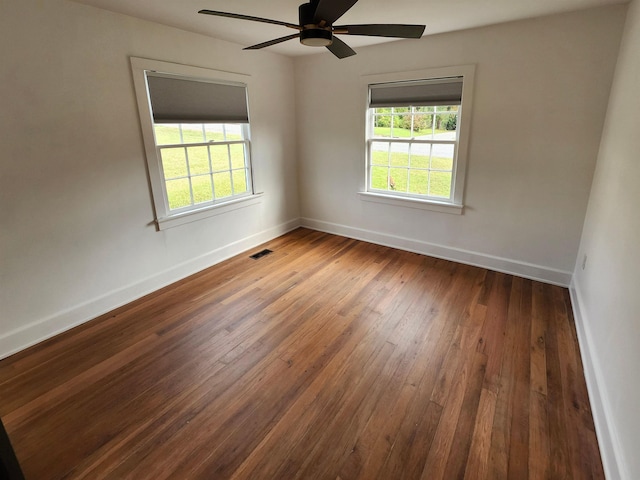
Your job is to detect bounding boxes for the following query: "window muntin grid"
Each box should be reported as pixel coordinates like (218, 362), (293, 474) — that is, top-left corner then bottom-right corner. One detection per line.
(154, 123), (252, 211)
(367, 105), (459, 200)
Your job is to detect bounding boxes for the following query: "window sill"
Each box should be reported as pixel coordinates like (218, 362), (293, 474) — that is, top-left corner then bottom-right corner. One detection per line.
(156, 193), (264, 230)
(358, 191), (463, 215)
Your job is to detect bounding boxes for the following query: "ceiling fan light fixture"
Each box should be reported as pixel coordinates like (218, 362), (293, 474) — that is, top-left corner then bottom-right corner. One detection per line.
(300, 28), (333, 47)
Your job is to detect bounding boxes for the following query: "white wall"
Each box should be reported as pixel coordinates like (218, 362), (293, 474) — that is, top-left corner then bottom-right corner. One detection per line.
(0, 0), (300, 358)
(295, 6), (626, 286)
(571, 0), (640, 478)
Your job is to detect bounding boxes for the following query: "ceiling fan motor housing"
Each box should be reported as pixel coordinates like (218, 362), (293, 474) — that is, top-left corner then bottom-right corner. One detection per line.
(299, 2), (333, 46)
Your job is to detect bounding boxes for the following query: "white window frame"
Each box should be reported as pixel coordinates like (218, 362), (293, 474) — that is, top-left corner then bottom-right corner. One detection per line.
(360, 65), (475, 215)
(130, 57), (262, 230)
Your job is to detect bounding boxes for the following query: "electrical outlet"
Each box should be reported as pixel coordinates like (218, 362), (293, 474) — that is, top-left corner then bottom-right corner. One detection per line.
(582, 254), (588, 270)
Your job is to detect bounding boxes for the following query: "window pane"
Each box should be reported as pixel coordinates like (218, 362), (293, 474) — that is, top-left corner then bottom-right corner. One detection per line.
(374, 114), (391, 134)
(409, 169), (429, 195)
(431, 144), (454, 171)
(178, 124), (206, 144)
(223, 124), (244, 141)
(232, 169), (248, 194)
(431, 157), (454, 171)
(155, 124), (182, 145)
(372, 108), (391, 131)
(429, 171), (452, 198)
(166, 178), (192, 210)
(413, 114), (433, 136)
(389, 167), (408, 193)
(435, 113), (457, 136)
(204, 124), (226, 142)
(411, 143), (431, 168)
(161, 148), (187, 179)
(390, 143), (410, 168)
(192, 175), (213, 204)
(370, 166), (389, 190)
(230, 144), (245, 169)
(210, 145), (230, 171)
(213, 172), (232, 198)
(371, 142), (390, 166)
(187, 146), (210, 175)
(389, 116), (409, 138)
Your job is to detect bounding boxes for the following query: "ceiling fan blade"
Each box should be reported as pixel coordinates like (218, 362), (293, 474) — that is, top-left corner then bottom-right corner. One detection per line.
(198, 10), (300, 30)
(312, 0), (359, 25)
(326, 36), (356, 59)
(244, 33), (300, 50)
(334, 24), (426, 38)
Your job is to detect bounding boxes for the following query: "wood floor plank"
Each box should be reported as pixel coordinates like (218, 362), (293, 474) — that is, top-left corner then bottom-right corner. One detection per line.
(442, 350), (488, 480)
(420, 349), (486, 480)
(506, 278), (532, 480)
(464, 387), (498, 480)
(530, 282), (548, 396)
(478, 273), (512, 393)
(543, 284), (572, 480)
(0, 229), (604, 480)
(529, 389), (550, 480)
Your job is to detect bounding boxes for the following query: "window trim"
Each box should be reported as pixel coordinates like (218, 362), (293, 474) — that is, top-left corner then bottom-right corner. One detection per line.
(358, 191), (463, 215)
(130, 57), (261, 229)
(156, 192), (264, 230)
(361, 65), (475, 213)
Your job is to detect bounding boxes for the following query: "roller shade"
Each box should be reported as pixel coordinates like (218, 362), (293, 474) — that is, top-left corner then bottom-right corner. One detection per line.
(369, 77), (463, 108)
(146, 74), (249, 124)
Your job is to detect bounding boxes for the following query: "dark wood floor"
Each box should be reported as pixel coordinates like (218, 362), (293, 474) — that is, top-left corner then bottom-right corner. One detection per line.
(0, 228), (603, 479)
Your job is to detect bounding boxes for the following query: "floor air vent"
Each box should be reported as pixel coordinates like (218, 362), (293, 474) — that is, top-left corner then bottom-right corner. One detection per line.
(250, 249), (273, 260)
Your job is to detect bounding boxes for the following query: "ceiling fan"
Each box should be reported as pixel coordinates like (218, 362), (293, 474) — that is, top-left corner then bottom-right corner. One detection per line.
(198, 0), (426, 59)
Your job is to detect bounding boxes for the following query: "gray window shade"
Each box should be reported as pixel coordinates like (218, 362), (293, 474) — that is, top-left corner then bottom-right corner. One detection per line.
(146, 74), (249, 124)
(369, 77), (463, 108)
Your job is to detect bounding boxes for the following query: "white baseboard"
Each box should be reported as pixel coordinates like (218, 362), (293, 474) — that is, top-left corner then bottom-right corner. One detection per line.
(300, 217), (572, 287)
(0, 218), (301, 361)
(569, 283), (628, 480)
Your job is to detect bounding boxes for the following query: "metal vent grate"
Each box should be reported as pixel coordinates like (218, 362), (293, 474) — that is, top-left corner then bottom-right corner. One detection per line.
(249, 249), (273, 260)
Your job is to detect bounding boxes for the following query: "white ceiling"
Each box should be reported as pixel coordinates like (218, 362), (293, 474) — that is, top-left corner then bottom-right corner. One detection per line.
(71, 0), (628, 57)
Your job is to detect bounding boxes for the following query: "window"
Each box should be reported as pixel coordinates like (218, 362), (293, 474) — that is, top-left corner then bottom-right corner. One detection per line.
(362, 66), (475, 214)
(131, 58), (260, 229)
